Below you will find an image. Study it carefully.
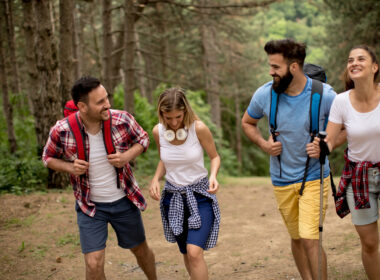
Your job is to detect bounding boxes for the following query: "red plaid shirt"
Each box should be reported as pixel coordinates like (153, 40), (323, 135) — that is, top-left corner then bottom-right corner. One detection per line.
(42, 109), (149, 217)
(335, 149), (380, 218)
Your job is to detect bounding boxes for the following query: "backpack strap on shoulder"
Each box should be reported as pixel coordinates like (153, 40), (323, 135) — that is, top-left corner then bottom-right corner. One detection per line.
(309, 79), (323, 136)
(299, 79), (324, 196)
(269, 86), (282, 177)
(67, 113), (87, 161)
(102, 110), (115, 155)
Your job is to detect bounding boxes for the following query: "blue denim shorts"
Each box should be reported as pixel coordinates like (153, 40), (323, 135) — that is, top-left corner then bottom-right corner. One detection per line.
(76, 197), (146, 253)
(347, 167), (380, 226)
(163, 192), (214, 254)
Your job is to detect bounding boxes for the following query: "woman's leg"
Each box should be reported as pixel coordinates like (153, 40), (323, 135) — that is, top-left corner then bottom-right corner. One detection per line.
(186, 244), (208, 280)
(355, 221), (380, 280)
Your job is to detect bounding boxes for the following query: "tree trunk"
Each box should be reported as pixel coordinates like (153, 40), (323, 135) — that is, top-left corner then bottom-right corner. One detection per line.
(2, 0), (21, 95)
(21, 0), (39, 116)
(89, 2), (102, 80)
(235, 90), (242, 169)
(123, 0), (136, 114)
(109, 22), (124, 94)
(134, 31), (147, 99)
(72, 4), (80, 80)
(0, 19), (17, 153)
(102, 0), (114, 103)
(59, 0), (74, 105)
(200, 2), (221, 128)
(34, 0), (68, 189)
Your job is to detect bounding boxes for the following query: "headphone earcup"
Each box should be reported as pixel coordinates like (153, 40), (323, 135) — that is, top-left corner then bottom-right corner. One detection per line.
(176, 128), (187, 141)
(163, 130), (175, 142)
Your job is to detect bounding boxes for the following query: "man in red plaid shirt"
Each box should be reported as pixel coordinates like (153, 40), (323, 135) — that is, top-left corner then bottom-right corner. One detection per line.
(42, 76), (156, 280)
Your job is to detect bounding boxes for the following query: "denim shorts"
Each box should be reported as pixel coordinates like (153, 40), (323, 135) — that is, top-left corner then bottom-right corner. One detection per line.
(347, 167), (380, 226)
(163, 192), (214, 254)
(76, 197), (146, 254)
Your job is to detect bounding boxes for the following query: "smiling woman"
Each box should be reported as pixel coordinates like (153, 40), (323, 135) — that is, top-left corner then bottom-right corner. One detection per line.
(149, 87), (221, 280)
(323, 45), (380, 280)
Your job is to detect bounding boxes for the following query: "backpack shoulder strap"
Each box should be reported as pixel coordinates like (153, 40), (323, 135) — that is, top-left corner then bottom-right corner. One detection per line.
(309, 79), (324, 136)
(269, 86), (280, 132)
(102, 110), (115, 155)
(67, 113), (87, 161)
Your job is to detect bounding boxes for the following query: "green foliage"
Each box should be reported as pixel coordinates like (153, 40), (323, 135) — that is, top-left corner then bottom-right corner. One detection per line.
(0, 96), (47, 194)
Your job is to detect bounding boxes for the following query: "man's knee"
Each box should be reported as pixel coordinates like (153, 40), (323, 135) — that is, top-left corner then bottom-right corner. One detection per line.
(130, 240), (151, 258)
(301, 238), (319, 252)
(85, 251), (105, 272)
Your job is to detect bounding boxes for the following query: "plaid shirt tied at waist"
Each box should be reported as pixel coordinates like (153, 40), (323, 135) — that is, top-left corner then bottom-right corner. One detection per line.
(160, 177), (221, 250)
(336, 149), (380, 218)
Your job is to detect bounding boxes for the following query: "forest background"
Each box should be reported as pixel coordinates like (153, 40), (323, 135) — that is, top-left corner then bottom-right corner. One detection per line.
(0, 0), (379, 193)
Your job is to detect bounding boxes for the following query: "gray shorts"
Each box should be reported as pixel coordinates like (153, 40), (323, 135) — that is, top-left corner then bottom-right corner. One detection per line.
(347, 167), (380, 226)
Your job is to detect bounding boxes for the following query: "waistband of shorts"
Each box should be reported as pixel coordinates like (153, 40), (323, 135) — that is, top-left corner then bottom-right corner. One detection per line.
(91, 196), (127, 206)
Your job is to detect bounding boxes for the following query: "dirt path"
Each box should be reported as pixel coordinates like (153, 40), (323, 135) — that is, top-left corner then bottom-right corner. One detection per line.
(0, 177), (371, 279)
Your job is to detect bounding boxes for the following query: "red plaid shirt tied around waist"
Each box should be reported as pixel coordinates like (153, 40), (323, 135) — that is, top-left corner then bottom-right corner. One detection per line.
(336, 149), (380, 218)
(42, 109), (149, 217)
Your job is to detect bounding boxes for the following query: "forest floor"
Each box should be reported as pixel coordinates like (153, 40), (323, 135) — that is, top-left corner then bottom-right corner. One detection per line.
(0, 177), (372, 280)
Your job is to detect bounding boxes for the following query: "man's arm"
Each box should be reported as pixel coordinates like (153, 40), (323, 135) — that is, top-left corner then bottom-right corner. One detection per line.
(241, 111), (282, 156)
(47, 158), (89, 176)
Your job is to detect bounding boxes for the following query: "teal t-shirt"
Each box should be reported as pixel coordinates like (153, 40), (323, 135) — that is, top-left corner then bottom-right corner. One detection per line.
(247, 77), (336, 186)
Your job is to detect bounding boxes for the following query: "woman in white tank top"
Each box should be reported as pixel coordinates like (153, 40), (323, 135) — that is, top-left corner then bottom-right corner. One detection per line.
(149, 88), (221, 280)
(311, 45), (380, 279)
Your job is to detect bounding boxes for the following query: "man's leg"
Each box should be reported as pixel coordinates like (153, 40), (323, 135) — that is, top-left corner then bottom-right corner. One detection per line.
(302, 238), (327, 280)
(130, 240), (157, 280)
(299, 178), (329, 280)
(355, 222), (380, 280)
(291, 238), (313, 280)
(84, 249), (106, 280)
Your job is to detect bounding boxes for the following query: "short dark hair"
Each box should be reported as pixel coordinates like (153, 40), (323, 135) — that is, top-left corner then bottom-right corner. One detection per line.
(71, 76), (101, 106)
(264, 39), (307, 67)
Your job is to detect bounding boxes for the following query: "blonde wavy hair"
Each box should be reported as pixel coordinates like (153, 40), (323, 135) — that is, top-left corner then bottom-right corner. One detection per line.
(157, 88), (198, 128)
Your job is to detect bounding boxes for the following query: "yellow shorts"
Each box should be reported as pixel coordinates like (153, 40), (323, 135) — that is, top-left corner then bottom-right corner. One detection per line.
(273, 178), (329, 240)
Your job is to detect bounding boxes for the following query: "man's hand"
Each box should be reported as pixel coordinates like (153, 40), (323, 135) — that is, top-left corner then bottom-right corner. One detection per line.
(306, 137), (321, 159)
(264, 134), (282, 156)
(107, 152), (128, 168)
(71, 159), (89, 176)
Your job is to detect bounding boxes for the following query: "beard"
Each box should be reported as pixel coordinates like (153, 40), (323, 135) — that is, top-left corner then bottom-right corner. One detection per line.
(272, 67), (293, 93)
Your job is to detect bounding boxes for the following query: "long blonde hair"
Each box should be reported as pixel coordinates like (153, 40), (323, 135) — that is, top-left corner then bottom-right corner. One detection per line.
(157, 88), (198, 128)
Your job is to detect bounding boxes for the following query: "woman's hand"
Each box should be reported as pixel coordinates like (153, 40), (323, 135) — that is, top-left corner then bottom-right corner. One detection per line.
(207, 176), (219, 194)
(149, 179), (161, 201)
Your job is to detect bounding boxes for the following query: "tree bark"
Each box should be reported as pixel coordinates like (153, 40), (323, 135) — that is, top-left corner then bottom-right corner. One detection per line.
(123, 0), (136, 114)
(34, 0), (68, 189)
(200, 0), (221, 128)
(72, 4), (81, 80)
(2, 0), (21, 95)
(59, 0), (74, 105)
(0, 18), (17, 153)
(21, 0), (39, 116)
(102, 0), (114, 103)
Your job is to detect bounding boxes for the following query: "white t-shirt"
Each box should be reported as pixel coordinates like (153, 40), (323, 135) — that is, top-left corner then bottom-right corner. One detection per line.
(88, 130), (125, 202)
(159, 121), (208, 186)
(329, 90), (380, 163)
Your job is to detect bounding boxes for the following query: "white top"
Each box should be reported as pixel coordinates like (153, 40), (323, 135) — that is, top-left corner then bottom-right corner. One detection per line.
(88, 130), (125, 202)
(329, 89), (380, 163)
(159, 121), (208, 186)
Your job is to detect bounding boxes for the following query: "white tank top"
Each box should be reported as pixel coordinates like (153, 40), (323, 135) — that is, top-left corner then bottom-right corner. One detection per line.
(87, 130), (125, 202)
(159, 121), (208, 186)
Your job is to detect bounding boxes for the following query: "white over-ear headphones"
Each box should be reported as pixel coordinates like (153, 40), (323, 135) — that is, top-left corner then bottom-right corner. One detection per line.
(163, 127), (188, 142)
